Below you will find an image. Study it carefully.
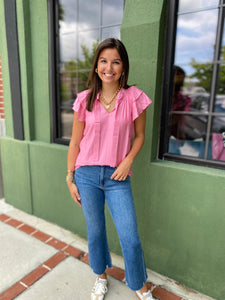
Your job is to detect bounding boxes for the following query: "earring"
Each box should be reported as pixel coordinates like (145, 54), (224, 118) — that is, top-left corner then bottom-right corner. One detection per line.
(95, 68), (98, 73)
(122, 71), (125, 76)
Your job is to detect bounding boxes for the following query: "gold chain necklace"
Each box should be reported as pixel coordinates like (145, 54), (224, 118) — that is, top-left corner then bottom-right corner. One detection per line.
(100, 87), (120, 110)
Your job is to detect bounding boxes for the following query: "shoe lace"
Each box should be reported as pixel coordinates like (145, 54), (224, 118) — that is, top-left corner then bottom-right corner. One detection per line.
(137, 290), (154, 300)
(145, 291), (154, 300)
(92, 279), (107, 295)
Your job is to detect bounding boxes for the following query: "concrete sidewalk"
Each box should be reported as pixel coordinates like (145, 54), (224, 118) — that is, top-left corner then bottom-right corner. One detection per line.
(0, 199), (215, 300)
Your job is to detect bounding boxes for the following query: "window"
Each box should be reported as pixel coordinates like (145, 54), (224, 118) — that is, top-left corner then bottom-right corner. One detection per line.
(159, 0), (225, 168)
(50, 0), (124, 144)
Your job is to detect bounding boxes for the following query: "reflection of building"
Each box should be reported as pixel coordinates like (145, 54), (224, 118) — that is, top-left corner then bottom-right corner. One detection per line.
(0, 1), (225, 300)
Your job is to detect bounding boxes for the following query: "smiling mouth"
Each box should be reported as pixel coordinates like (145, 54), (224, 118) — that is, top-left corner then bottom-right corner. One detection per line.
(104, 73), (114, 77)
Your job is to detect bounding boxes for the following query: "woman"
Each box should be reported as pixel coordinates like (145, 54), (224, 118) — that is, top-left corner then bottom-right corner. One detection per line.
(67, 38), (153, 300)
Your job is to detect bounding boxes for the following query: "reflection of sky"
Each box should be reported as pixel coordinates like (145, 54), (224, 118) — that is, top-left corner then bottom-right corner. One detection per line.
(175, 8), (218, 75)
(174, 0), (225, 77)
(59, 0), (123, 62)
(178, 0), (219, 12)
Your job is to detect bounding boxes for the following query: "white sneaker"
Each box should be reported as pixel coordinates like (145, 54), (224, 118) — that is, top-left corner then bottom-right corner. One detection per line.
(136, 290), (155, 300)
(91, 277), (108, 300)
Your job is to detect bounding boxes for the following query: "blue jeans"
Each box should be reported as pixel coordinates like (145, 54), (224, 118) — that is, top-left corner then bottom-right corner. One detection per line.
(75, 165), (147, 291)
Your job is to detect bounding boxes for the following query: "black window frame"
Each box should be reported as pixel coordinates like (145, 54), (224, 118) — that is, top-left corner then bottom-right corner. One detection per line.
(49, 0), (68, 145)
(159, 0), (225, 170)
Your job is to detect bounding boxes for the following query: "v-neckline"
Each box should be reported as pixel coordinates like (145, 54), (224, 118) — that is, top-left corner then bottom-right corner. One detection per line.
(100, 101), (116, 114)
(98, 88), (123, 114)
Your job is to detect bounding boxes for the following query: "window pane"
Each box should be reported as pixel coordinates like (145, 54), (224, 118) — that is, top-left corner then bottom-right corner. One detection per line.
(79, 30), (99, 60)
(60, 67), (77, 103)
(212, 115), (225, 133)
(214, 64), (225, 112)
(60, 32), (77, 62)
(102, 0), (124, 26)
(178, 0), (219, 12)
(168, 65), (209, 158)
(175, 9), (218, 68)
(102, 26), (121, 40)
(60, 109), (74, 139)
(79, 0), (99, 30)
(59, 0), (76, 24)
(59, 0), (77, 61)
(168, 134), (207, 158)
(77, 71), (90, 93)
(211, 117), (225, 161)
(170, 65), (210, 134)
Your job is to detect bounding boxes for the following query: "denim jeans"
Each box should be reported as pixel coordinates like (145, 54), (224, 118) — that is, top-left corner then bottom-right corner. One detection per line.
(75, 165), (147, 291)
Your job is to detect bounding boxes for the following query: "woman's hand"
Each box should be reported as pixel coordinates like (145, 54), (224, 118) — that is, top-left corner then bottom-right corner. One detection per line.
(67, 181), (81, 207)
(110, 157), (133, 181)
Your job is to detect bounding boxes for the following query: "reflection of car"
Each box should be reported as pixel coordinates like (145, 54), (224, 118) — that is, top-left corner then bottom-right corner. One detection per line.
(182, 93), (225, 140)
(61, 99), (75, 113)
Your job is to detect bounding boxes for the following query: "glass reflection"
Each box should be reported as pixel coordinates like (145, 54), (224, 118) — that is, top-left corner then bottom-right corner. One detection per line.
(102, 26), (120, 41)
(169, 65), (209, 158)
(214, 64), (225, 113)
(59, 33), (76, 62)
(59, 0), (76, 24)
(211, 117), (225, 161)
(178, 0), (219, 12)
(79, 30), (99, 60)
(61, 109), (73, 139)
(58, 0), (124, 140)
(79, 0), (99, 30)
(102, 0), (124, 26)
(175, 9), (218, 66)
(77, 71), (90, 93)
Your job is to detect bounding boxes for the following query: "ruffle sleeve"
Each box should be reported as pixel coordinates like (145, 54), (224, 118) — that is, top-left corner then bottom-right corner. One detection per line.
(131, 87), (152, 121)
(72, 90), (89, 121)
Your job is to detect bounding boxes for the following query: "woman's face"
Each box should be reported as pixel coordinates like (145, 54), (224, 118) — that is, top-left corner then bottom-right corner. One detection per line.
(97, 48), (123, 87)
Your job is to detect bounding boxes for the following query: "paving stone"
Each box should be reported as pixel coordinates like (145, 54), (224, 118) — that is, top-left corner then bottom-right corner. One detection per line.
(15, 257), (138, 300)
(0, 222), (57, 293)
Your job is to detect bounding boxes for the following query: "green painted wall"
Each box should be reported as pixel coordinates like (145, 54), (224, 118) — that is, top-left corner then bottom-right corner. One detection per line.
(0, 0), (225, 299)
(1, 137), (32, 213)
(0, 0), (14, 137)
(29, 141), (86, 237)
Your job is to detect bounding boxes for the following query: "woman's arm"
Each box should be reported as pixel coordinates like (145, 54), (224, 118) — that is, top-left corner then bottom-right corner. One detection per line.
(67, 111), (85, 206)
(110, 110), (146, 181)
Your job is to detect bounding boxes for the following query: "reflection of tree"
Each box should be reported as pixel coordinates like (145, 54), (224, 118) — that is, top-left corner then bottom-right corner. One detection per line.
(60, 41), (99, 102)
(77, 41), (99, 84)
(59, 3), (64, 21)
(189, 46), (225, 94)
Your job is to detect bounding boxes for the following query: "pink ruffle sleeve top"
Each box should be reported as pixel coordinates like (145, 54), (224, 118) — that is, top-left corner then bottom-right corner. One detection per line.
(73, 85), (152, 175)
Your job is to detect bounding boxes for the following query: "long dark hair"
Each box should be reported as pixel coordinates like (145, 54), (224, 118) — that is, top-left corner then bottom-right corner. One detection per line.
(86, 38), (130, 111)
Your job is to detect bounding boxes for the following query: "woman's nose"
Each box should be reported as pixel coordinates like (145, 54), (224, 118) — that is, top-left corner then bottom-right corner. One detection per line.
(105, 63), (113, 71)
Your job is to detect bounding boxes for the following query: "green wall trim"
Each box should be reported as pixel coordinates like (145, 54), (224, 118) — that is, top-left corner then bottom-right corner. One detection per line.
(16, 0), (35, 141)
(29, 0), (50, 142)
(0, 0), (14, 137)
(151, 159), (225, 178)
